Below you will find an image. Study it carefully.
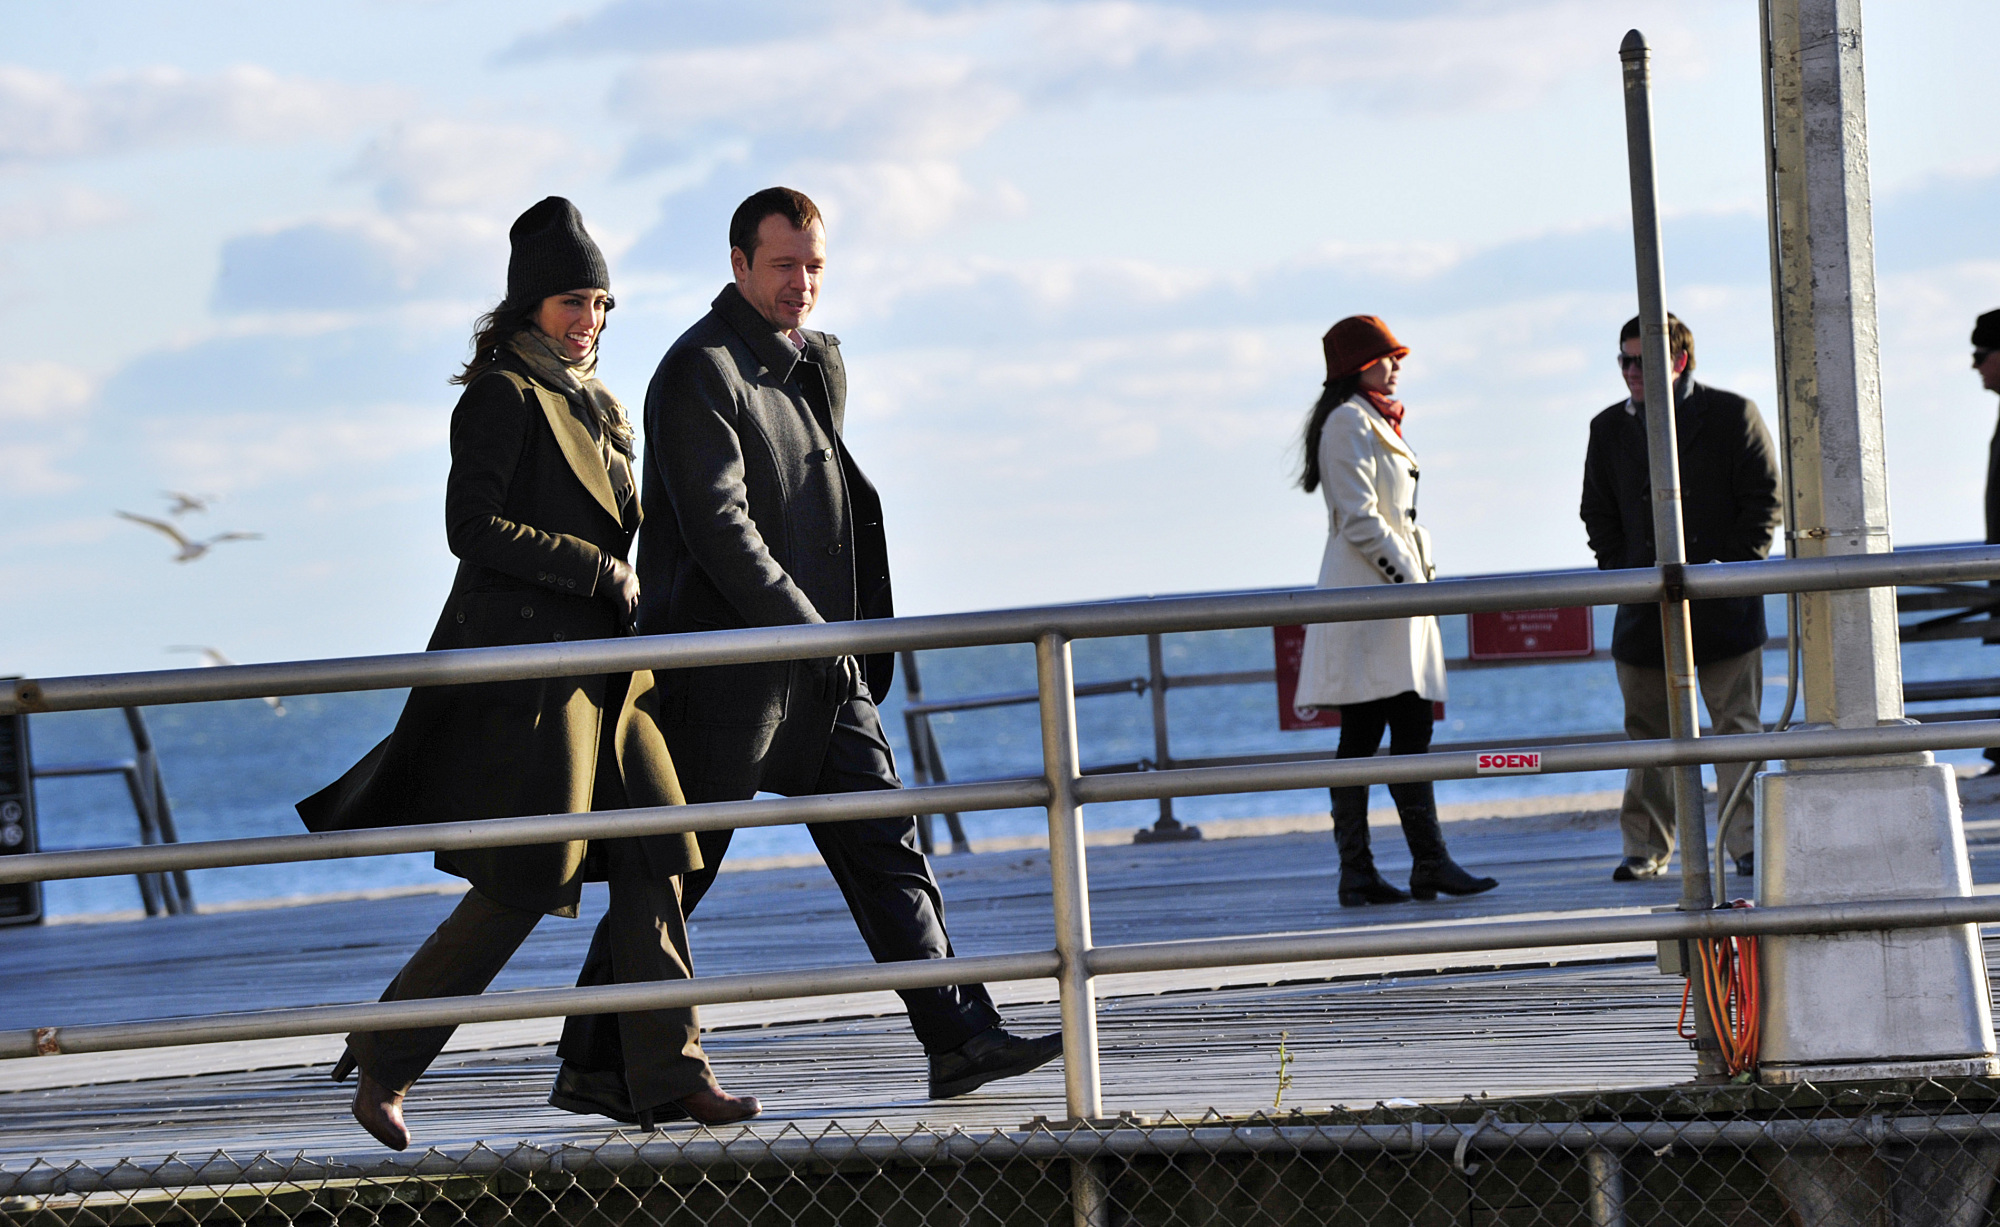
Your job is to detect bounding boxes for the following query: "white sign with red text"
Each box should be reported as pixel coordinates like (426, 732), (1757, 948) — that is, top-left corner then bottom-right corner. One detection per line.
(1476, 752), (1542, 774)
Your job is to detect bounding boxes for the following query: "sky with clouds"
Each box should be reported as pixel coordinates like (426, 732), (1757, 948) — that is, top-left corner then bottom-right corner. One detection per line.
(1, 0), (1996, 677)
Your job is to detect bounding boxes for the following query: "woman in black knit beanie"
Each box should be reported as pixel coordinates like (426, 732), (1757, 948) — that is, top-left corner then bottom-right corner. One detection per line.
(299, 197), (759, 1149)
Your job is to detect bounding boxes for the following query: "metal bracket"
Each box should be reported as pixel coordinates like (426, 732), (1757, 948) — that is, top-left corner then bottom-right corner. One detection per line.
(1662, 562), (1686, 603)
(1787, 525), (1891, 542)
(1453, 1110), (1497, 1175)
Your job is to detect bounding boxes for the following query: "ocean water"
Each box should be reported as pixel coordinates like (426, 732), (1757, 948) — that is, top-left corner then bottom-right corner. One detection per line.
(26, 597), (1997, 917)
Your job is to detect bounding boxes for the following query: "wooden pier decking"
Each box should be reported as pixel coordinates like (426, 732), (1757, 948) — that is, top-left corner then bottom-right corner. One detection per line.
(6, 776), (2000, 1169)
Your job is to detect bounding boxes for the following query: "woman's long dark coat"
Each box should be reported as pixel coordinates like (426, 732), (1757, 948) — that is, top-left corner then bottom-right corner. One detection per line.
(297, 356), (700, 918)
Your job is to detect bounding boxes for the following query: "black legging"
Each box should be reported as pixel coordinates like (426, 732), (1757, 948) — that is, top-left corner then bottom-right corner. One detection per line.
(1334, 690), (1434, 760)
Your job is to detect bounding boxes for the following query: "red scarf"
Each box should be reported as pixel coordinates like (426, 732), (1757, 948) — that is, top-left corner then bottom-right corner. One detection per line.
(1363, 390), (1405, 437)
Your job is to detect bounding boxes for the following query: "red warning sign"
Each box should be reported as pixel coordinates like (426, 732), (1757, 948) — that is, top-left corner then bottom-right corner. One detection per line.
(1272, 625), (1341, 730)
(1476, 752), (1542, 774)
(1467, 607), (1594, 660)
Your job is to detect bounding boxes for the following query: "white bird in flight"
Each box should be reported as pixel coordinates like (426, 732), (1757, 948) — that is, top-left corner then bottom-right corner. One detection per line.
(168, 647), (286, 716)
(115, 511), (262, 562)
(161, 491), (218, 517)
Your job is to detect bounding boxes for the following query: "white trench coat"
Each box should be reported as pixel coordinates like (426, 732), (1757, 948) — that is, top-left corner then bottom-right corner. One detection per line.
(1294, 396), (1448, 709)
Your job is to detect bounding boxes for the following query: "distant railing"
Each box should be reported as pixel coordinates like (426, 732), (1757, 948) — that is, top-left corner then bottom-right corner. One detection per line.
(4, 546), (2000, 1138)
(896, 558), (2000, 849)
(25, 707), (192, 916)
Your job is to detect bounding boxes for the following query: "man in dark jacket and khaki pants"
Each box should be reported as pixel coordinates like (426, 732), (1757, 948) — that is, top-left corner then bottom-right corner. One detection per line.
(559, 187), (1060, 1102)
(1581, 313), (1782, 882)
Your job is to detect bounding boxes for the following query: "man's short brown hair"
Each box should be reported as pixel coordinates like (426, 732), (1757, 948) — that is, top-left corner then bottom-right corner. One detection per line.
(730, 187), (822, 262)
(1620, 312), (1696, 375)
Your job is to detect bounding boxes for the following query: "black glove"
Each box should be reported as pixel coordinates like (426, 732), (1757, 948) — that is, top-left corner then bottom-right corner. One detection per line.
(820, 655), (867, 706)
(596, 554), (640, 626)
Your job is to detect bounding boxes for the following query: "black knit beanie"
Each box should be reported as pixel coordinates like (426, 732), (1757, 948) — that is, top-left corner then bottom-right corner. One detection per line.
(1974, 309), (2000, 351)
(505, 197), (609, 309)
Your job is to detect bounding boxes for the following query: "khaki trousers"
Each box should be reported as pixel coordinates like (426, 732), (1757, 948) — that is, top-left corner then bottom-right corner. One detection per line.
(1615, 648), (1764, 861)
(347, 837), (717, 1112)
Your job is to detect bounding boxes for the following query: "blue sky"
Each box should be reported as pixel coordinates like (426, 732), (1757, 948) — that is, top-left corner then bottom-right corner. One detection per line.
(2, 0), (1996, 676)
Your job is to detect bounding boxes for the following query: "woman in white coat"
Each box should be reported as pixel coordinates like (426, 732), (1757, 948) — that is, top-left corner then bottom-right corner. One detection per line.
(1295, 315), (1498, 907)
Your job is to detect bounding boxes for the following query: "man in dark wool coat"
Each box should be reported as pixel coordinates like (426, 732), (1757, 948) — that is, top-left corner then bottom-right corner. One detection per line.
(549, 187), (1059, 1120)
(1580, 312), (1782, 885)
(1971, 309), (2000, 775)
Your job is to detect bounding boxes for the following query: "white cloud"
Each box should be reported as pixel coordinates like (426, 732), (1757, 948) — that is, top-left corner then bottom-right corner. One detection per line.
(0, 361), (93, 421)
(0, 64), (390, 164)
(211, 212), (506, 313)
(0, 362), (93, 495)
(607, 1), (1700, 169)
(0, 185), (131, 241)
(350, 119), (586, 213)
(143, 404), (450, 493)
(0, 442), (85, 496)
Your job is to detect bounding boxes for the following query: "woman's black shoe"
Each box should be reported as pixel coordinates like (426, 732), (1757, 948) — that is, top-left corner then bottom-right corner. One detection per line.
(1409, 857), (1498, 901)
(1338, 869), (1412, 907)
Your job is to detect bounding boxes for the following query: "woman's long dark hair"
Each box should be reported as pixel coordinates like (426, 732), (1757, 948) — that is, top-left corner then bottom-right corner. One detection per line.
(454, 293), (619, 388)
(1299, 372), (1364, 493)
(452, 299), (540, 386)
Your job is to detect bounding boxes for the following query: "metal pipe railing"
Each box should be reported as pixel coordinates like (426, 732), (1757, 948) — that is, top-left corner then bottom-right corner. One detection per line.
(8, 719), (2000, 890)
(12, 549), (2000, 717)
(13, 890), (2000, 1062)
(9, 718), (2000, 889)
(14, 544), (2000, 1129)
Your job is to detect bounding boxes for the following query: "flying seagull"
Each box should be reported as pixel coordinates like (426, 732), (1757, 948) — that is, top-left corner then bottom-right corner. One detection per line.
(161, 491), (218, 517)
(115, 511), (262, 562)
(168, 646), (286, 716)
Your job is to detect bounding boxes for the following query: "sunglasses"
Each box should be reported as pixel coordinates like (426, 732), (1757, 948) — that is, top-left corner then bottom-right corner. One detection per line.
(1978, 349), (1995, 365)
(1617, 353), (1645, 371)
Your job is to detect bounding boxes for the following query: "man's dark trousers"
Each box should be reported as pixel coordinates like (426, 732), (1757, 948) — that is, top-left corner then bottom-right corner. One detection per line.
(557, 696), (1000, 1071)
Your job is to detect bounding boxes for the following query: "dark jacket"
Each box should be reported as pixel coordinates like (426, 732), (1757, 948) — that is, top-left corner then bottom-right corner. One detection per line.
(298, 356), (700, 917)
(1986, 419), (2000, 545)
(634, 283), (894, 797)
(1580, 377), (1783, 667)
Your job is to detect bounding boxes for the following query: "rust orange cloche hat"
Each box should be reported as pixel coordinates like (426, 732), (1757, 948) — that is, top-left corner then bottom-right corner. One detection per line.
(1322, 315), (1409, 380)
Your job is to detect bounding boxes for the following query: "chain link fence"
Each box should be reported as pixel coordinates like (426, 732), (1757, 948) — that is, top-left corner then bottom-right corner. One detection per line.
(7, 1077), (2000, 1225)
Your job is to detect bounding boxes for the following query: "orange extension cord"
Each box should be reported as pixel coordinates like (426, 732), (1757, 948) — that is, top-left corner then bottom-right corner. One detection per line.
(1676, 900), (1761, 1076)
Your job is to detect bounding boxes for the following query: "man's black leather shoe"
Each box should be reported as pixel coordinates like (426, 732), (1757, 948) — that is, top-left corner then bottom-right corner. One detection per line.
(1611, 855), (1667, 882)
(548, 1062), (686, 1129)
(929, 1027), (1063, 1099)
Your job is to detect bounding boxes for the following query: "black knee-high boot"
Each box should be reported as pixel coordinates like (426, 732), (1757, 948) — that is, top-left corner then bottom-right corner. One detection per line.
(1333, 786), (1410, 907)
(1391, 781), (1498, 901)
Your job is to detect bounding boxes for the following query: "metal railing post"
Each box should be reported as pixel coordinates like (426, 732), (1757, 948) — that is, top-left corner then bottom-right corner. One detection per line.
(1036, 631), (1103, 1122)
(1135, 633), (1199, 843)
(898, 650), (968, 854)
(1583, 1148), (1629, 1227)
(121, 707), (191, 913)
(1621, 28), (1722, 1079)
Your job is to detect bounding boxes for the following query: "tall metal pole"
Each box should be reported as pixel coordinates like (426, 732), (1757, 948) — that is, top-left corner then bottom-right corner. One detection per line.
(1619, 29), (1723, 1079)
(1755, 0), (1998, 1084)
(1037, 631), (1110, 1227)
(1036, 631), (1103, 1121)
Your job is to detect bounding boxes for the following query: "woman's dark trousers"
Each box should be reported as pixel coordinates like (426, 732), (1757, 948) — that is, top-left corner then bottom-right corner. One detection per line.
(560, 694), (1001, 1071)
(1330, 690), (1496, 901)
(345, 837), (718, 1113)
(1331, 691), (1444, 889)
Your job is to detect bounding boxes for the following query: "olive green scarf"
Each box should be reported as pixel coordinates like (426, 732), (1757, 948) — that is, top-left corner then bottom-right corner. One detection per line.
(507, 328), (635, 457)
